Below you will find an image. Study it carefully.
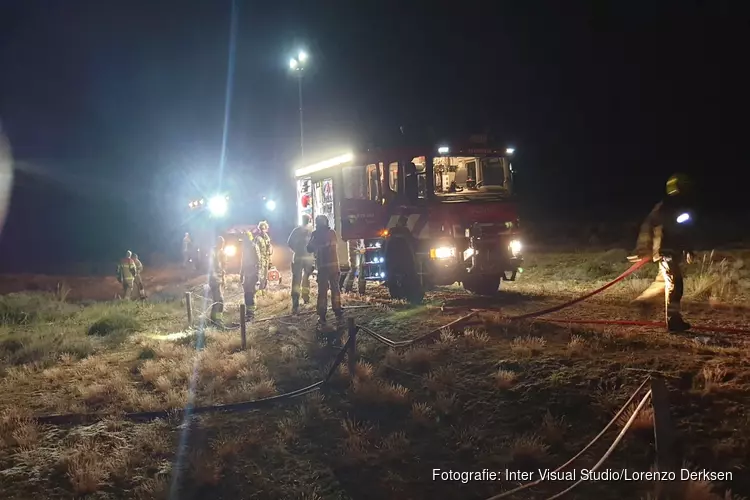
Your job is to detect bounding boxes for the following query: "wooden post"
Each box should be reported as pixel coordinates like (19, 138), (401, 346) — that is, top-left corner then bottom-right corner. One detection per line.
(239, 304), (247, 350)
(651, 376), (681, 498)
(347, 317), (357, 379)
(185, 292), (192, 326)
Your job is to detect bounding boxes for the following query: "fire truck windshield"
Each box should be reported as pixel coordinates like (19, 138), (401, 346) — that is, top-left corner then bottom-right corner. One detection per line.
(433, 156), (512, 198)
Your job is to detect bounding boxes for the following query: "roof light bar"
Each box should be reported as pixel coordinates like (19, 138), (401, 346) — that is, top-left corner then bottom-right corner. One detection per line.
(294, 153), (354, 178)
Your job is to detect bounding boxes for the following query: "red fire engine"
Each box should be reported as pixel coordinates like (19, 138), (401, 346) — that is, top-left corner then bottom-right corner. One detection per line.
(294, 141), (523, 303)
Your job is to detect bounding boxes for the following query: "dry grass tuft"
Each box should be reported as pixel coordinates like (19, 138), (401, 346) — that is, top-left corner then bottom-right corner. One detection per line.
(354, 361), (375, 380)
(567, 334), (586, 353)
(699, 364), (728, 393)
(616, 402), (655, 434)
(0, 408), (39, 449)
(462, 328), (490, 345)
(341, 418), (372, 461)
(380, 382), (410, 404)
(276, 416), (301, 444)
(540, 411), (566, 445)
(410, 402), (434, 425)
(434, 392), (458, 415)
(210, 434), (244, 460)
(509, 434), (549, 466)
(494, 369), (518, 389)
(248, 379), (277, 399)
(510, 335), (547, 356)
(380, 431), (409, 455)
(65, 440), (125, 495)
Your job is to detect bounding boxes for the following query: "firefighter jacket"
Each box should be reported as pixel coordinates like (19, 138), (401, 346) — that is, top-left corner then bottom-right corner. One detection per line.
(240, 237), (261, 276)
(210, 247), (227, 282)
(307, 228), (339, 272)
(635, 196), (694, 261)
(116, 258), (137, 283)
(287, 225), (313, 263)
(256, 233), (273, 268)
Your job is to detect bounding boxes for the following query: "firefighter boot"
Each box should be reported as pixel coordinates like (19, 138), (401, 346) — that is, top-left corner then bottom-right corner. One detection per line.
(667, 315), (691, 333)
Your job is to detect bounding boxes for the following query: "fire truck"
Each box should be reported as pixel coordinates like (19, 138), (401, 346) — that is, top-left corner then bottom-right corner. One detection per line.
(294, 141), (523, 303)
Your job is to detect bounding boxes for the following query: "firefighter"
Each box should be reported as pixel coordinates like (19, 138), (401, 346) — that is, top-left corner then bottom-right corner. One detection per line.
(209, 236), (227, 325)
(307, 214), (343, 325)
(630, 173), (695, 332)
(240, 230), (261, 320)
(287, 214), (314, 314)
(182, 233), (191, 267)
(132, 253), (147, 300)
(116, 250), (137, 300)
(256, 220), (273, 291)
(343, 238), (366, 294)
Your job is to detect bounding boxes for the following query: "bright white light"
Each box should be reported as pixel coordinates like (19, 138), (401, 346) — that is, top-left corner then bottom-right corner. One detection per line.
(208, 195), (228, 217)
(509, 239), (522, 256)
(294, 153), (354, 177)
(265, 199), (277, 211)
(298, 51), (308, 62)
(380, 272), (386, 278)
(676, 213), (690, 224)
(506, 147), (516, 155)
(289, 58), (299, 70)
(463, 248), (476, 260)
(438, 146), (449, 154)
(431, 246), (456, 259)
(224, 245), (237, 257)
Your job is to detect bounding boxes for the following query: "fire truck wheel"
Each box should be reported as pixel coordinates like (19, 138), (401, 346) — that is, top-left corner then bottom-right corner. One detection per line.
(464, 274), (502, 296)
(385, 239), (424, 304)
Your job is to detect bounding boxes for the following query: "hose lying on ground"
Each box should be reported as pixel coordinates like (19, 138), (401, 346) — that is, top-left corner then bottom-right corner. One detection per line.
(35, 335), (354, 426)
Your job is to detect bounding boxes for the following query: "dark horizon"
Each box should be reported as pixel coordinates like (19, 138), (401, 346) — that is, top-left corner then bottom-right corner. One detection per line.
(1, 0), (748, 273)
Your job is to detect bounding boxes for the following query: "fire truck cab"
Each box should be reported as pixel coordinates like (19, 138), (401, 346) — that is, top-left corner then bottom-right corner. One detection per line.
(293, 141), (523, 303)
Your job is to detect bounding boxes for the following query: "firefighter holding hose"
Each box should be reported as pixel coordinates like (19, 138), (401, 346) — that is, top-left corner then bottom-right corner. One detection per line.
(307, 214), (343, 326)
(630, 174), (695, 332)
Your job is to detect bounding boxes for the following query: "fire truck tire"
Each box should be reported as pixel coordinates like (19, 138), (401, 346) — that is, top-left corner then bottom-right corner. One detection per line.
(464, 274), (501, 296)
(385, 238), (423, 304)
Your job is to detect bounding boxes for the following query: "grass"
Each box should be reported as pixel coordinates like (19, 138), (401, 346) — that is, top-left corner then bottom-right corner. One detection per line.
(1, 250), (749, 499)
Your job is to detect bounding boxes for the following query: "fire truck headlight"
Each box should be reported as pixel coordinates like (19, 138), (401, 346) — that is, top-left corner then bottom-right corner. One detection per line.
(430, 246), (456, 260)
(224, 245), (237, 257)
(509, 239), (522, 257)
(676, 212), (690, 224)
(208, 195), (228, 217)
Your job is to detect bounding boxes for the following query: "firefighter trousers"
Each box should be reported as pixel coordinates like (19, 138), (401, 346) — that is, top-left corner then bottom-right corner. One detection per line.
(634, 257), (684, 324)
(316, 270), (342, 320)
(243, 272), (258, 316)
(343, 240), (366, 294)
(134, 275), (146, 299)
(291, 258), (313, 309)
(209, 277), (225, 323)
(122, 279), (134, 300)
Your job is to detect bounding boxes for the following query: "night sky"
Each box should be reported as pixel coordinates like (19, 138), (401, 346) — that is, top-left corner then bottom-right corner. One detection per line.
(0, 1), (747, 273)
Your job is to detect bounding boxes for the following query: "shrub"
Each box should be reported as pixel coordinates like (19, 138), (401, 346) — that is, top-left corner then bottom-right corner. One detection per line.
(87, 313), (141, 337)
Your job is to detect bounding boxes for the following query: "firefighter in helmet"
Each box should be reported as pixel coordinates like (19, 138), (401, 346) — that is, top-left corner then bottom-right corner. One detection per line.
(287, 213), (314, 314)
(307, 214), (343, 325)
(116, 250), (137, 300)
(256, 220), (273, 291)
(132, 252), (147, 299)
(343, 238), (366, 294)
(209, 236), (227, 324)
(240, 229), (261, 320)
(630, 173), (695, 332)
